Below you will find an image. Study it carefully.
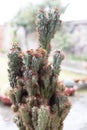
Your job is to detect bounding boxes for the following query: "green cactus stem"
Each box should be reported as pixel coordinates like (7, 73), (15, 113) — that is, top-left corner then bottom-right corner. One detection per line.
(53, 50), (64, 75)
(8, 43), (23, 88)
(36, 9), (61, 55)
(37, 105), (49, 130)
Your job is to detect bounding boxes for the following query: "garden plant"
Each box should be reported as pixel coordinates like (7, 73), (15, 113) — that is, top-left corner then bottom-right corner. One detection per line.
(8, 8), (71, 130)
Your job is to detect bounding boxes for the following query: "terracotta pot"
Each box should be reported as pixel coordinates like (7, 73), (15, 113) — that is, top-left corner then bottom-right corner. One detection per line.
(0, 94), (11, 105)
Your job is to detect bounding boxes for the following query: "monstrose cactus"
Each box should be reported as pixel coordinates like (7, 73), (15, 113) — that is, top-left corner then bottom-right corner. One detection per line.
(8, 8), (71, 130)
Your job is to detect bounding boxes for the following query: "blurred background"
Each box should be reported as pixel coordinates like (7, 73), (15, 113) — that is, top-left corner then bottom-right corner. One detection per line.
(0, 0), (87, 130)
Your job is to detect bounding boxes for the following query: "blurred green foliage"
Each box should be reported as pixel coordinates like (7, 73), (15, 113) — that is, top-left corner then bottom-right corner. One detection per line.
(52, 25), (73, 52)
(68, 54), (87, 61)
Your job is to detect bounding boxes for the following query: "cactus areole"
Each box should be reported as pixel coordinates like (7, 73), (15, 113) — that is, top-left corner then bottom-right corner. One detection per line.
(8, 9), (71, 130)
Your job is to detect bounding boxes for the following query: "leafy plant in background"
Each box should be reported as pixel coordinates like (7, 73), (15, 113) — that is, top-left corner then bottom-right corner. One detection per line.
(52, 27), (73, 52)
(8, 9), (71, 130)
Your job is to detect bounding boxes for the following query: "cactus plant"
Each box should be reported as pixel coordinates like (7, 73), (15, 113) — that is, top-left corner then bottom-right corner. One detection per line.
(8, 8), (71, 130)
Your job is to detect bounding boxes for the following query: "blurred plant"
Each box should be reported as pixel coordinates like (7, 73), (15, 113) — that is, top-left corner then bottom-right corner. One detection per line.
(8, 9), (71, 130)
(52, 25), (73, 52)
(11, 4), (37, 48)
(10, 26), (19, 43)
